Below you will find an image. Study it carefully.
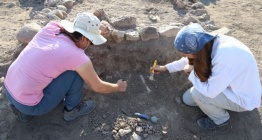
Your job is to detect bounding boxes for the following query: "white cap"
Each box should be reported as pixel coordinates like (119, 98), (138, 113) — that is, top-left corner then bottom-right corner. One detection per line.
(61, 12), (107, 45)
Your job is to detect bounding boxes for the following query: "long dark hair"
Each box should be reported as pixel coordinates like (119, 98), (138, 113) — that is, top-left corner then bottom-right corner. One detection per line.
(192, 39), (214, 82)
(57, 28), (83, 42)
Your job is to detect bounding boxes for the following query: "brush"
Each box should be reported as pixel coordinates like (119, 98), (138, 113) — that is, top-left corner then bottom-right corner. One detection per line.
(149, 60), (157, 80)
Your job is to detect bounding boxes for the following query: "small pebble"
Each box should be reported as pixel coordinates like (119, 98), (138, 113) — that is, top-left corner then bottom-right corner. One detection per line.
(0, 93), (4, 100)
(143, 133), (148, 138)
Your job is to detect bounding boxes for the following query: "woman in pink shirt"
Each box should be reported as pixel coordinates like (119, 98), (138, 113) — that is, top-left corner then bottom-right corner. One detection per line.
(4, 12), (127, 122)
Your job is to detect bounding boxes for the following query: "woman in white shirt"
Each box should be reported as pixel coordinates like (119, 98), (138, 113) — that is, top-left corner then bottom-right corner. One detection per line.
(151, 23), (261, 129)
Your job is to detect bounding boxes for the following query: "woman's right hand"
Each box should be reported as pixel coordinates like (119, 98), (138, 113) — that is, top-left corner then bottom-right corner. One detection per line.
(150, 65), (167, 74)
(116, 79), (127, 92)
(184, 64), (194, 75)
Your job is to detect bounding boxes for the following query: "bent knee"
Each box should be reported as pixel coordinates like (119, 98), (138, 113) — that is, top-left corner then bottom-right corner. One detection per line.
(182, 87), (198, 106)
(191, 88), (203, 101)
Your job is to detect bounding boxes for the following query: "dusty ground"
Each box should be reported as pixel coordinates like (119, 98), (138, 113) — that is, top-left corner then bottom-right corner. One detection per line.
(0, 0), (262, 140)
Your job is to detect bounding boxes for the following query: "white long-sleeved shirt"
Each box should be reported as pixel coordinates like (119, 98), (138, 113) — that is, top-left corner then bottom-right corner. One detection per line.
(165, 35), (261, 110)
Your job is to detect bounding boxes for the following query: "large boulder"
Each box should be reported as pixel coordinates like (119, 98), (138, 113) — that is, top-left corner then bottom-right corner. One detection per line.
(16, 23), (41, 44)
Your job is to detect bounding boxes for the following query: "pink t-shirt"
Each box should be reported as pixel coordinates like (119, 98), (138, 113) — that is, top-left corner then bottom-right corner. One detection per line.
(5, 22), (89, 106)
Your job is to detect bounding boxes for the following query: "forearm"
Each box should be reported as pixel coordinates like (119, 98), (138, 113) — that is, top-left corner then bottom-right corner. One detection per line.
(165, 57), (188, 73)
(85, 79), (119, 94)
(96, 81), (119, 94)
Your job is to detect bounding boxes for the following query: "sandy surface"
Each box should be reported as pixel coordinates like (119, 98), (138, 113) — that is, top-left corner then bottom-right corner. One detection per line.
(0, 0), (262, 140)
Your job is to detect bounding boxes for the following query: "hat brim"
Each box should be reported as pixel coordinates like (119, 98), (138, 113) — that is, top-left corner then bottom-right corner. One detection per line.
(61, 20), (107, 45)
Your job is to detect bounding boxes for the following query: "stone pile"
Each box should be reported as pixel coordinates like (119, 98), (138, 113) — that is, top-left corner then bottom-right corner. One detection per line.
(7, 0), (230, 95)
(8, 0), (225, 46)
(111, 117), (161, 140)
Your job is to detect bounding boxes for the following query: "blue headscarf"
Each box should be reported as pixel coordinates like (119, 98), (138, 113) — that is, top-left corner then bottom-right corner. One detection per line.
(174, 23), (217, 54)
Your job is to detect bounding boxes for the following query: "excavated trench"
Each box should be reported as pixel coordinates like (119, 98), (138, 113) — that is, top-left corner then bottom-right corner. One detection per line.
(80, 36), (195, 139)
(87, 37), (180, 76)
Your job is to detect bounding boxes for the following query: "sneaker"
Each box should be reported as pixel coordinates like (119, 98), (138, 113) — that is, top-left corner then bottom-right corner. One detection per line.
(197, 117), (229, 129)
(63, 100), (96, 121)
(9, 104), (33, 123)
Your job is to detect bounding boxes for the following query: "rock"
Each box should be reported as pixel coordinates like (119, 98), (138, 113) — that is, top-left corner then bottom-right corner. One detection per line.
(139, 26), (159, 41)
(102, 131), (108, 134)
(191, 2), (205, 9)
(135, 126), (143, 132)
(190, 9), (207, 16)
(0, 85), (5, 100)
(76, 0), (83, 3)
(137, 122), (143, 126)
(125, 30), (140, 41)
(205, 24), (219, 30)
(131, 132), (141, 140)
(102, 114), (107, 119)
(119, 121), (128, 128)
(42, 8), (52, 13)
(169, 22), (184, 26)
(103, 125), (110, 131)
(57, 5), (67, 12)
(176, 0), (186, 9)
(162, 126), (168, 134)
(198, 13), (210, 21)
(113, 134), (121, 140)
(62, 0), (75, 9)
(13, 43), (26, 60)
(118, 129), (132, 137)
(183, 16), (198, 25)
(46, 0), (59, 7)
(49, 9), (67, 19)
(0, 92), (4, 100)
(112, 16), (136, 28)
(205, 20), (215, 25)
(112, 129), (117, 134)
(7, 2), (16, 8)
(0, 77), (4, 83)
(212, 27), (231, 35)
(175, 97), (181, 104)
(148, 15), (160, 22)
(111, 30), (125, 43)
(159, 25), (180, 37)
(189, 0), (198, 3)
(195, 9), (207, 16)
(16, 23), (42, 44)
(143, 133), (148, 138)
(29, 11), (47, 20)
(93, 9), (110, 22)
(47, 12), (60, 20)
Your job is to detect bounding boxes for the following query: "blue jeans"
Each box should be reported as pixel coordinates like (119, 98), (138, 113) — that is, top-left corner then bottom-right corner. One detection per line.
(5, 71), (84, 115)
